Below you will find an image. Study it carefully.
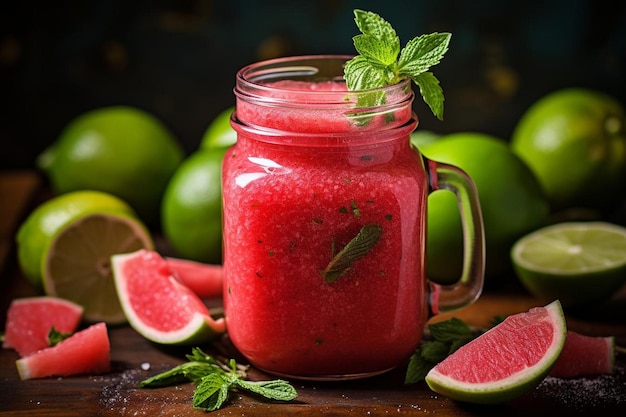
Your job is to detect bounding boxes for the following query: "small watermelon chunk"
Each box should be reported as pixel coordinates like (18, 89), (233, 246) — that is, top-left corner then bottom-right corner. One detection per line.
(166, 257), (223, 298)
(3, 297), (83, 357)
(112, 249), (225, 345)
(16, 322), (110, 380)
(549, 331), (615, 378)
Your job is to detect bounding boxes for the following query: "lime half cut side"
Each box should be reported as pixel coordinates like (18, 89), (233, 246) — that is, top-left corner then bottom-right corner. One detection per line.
(511, 221), (626, 307)
(43, 212), (154, 324)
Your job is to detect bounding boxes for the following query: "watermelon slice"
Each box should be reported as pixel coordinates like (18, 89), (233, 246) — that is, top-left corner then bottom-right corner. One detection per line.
(425, 300), (567, 404)
(16, 322), (110, 380)
(549, 331), (615, 378)
(3, 296), (83, 357)
(165, 257), (223, 299)
(112, 249), (225, 345)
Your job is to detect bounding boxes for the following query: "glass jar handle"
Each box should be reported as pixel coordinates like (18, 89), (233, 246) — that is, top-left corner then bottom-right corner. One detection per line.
(424, 156), (485, 314)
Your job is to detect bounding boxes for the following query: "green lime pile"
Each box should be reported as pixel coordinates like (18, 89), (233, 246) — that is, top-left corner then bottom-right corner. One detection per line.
(506, 88), (626, 304)
(418, 87), (625, 302)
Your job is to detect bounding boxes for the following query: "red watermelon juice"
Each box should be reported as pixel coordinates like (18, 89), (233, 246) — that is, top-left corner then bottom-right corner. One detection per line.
(222, 56), (484, 380)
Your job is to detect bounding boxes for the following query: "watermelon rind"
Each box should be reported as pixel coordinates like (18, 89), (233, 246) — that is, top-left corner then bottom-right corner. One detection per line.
(425, 300), (567, 404)
(111, 250), (225, 345)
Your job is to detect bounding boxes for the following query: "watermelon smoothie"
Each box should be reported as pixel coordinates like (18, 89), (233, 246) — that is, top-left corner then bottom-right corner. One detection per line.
(223, 56), (484, 380)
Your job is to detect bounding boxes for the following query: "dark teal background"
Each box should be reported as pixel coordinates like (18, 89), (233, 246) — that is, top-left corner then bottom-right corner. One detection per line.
(1, 0), (624, 169)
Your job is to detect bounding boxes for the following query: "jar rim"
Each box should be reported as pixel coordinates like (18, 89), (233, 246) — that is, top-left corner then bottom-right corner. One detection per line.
(235, 55), (412, 106)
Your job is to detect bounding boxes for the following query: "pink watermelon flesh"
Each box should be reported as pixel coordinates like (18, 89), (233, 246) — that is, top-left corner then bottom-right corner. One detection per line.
(16, 322), (110, 380)
(433, 304), (560, 383)
(118, 250), (217, 332)
(549, 331), (615, 378)
(3, 296), (83, 357)
(165, 257), (223, 299)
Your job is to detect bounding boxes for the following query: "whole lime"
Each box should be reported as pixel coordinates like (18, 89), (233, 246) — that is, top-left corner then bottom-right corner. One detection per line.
(511, 88), (625, 211)
(421, 132), (550, 283)
(161, 149), (225, 264)
(200, 106), (236, 150)
(410, 130), (441, 151)
(37, 106), (184, 224)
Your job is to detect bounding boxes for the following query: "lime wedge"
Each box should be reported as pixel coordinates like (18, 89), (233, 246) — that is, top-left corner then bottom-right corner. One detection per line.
(511, 221), (626, 307)
(43, 212), (153, 324)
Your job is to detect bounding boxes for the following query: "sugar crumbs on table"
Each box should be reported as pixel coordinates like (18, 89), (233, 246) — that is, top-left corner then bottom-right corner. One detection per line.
(536, 365), (626, 410)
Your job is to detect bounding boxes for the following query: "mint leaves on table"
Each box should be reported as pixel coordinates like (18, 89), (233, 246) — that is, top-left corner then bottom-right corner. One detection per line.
(405, 317), (475, 384)
(48, 326), (72, 346)
(344, 9), (451, 120)
(140, 348), (298, 412)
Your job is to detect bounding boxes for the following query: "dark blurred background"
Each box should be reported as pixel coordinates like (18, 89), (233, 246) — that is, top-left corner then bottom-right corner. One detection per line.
(1, 0), (624, 169)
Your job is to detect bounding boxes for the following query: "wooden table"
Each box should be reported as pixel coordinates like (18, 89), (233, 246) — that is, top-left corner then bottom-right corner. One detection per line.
(1, 170), (625, 416)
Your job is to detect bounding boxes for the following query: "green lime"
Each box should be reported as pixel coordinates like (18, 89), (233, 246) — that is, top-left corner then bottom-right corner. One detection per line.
(200, 106), (236, 149)
(161, 149), (225, 264)
(511, 88), (625, 211)
(420, 132), (550, 282)
(511, 221), (626, 307)
(410, 130), (441, 150)
(16, 191), (154, 323)
(37, 106), (184, 224)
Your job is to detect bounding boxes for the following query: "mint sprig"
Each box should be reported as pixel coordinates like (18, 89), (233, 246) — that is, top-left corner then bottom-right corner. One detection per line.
(140, 348), (298, 412)
(344, 9), (451, 120)
(405, 318), (474, 384)
(48, 326), (72, 346)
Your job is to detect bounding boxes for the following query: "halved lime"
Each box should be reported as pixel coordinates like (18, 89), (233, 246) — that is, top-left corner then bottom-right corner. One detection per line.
(511, 221), (626, 307)
(43, 211), (154, 324)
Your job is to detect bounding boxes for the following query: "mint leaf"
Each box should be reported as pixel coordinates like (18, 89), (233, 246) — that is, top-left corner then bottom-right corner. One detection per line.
(397, 33), (451, 78)
(428, 317), (472, 343)
(405, 347), (434, 384)
(321, 224), (382, 283)
(193, 373), (230, 411)
(48, 326), (72, 347)
(345, 9), (451, 120)
(413, 72), (445, 120)
(344, 56), (389, 91)
(352, 9), (400, 66)
(420, 340), (451, 362)
(234, 379), (298, 401)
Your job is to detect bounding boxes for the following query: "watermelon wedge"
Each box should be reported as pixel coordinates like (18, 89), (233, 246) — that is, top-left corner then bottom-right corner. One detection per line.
(425, 300), (567, 404)
(16, 322), (110, 380)
(549, 331), (615, 378)
(112, 249), (225, 345)
(165, 257), (223, 299)
(3, 296), (83, 357)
